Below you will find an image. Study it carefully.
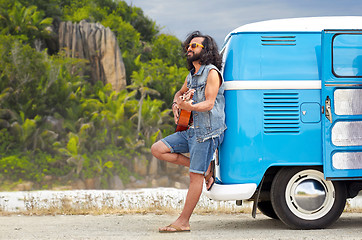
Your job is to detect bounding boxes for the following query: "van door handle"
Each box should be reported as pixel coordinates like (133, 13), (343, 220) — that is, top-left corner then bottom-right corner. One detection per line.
(325, 96), (332, 123)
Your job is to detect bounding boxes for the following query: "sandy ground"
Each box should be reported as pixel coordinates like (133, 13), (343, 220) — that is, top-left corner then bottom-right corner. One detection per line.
(0, 213), (361, 240)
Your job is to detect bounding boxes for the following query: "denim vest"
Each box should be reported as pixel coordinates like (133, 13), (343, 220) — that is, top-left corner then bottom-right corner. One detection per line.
(187, 64), (227, 142)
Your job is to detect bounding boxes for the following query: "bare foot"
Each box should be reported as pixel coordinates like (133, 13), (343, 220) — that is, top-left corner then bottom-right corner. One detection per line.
(204, 161), (215, 191)
(205, 176), (214, 190)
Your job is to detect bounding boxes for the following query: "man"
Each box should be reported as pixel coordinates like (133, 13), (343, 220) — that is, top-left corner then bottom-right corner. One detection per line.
(151, 31), (226, 233)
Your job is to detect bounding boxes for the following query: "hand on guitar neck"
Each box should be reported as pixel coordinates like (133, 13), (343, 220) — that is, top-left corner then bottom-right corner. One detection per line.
(175, 89), (195, 132)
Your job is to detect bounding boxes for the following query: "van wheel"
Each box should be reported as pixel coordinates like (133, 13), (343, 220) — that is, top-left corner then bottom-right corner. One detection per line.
(257, 201), (279, 219)
(270, 167), (346, 229)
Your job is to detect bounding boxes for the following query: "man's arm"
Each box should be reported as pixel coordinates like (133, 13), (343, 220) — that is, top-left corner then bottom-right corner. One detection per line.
(177, 69), (221, 112)
(172, 78), (189, 123)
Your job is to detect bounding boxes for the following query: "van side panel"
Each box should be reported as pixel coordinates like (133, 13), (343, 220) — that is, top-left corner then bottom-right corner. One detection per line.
(223, 33), (321, 80)
(219, 32), (323, 185)
(219, 89), (322, 184)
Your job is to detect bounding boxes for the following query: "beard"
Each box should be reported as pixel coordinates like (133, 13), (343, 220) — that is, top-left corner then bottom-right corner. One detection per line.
(187, 51), (201, 64)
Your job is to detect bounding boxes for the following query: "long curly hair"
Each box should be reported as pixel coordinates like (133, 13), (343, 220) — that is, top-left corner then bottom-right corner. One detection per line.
(183, 31), (222, 71)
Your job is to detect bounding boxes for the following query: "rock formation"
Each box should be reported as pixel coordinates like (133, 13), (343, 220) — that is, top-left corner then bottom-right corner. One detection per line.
(58, 20), (126, 91)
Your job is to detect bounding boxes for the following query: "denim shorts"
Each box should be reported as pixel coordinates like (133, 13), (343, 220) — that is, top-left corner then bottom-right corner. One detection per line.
(161, 128), (224, 175)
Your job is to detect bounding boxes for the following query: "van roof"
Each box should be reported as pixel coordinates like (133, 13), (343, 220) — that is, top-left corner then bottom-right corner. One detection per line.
(229, 16), (362, 34)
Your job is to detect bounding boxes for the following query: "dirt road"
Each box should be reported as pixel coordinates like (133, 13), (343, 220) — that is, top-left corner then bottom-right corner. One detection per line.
(0, 213), (361, 239)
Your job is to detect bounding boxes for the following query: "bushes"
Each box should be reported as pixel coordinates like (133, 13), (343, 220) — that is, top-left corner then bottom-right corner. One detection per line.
(0, 151), (69, 183)
(0, 0), (189, 189)
(0, 38), (136, 187)
(0, 37), (187, 188)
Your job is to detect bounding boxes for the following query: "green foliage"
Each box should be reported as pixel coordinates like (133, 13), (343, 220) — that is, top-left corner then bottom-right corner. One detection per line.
(128, 6), (158, 42)
(101, 13), (141, 53)
(0, 0), (189, 189)
(142, 59), (189, 105)
(0, 128), (15, 153)
(63, 1), (108, 23)
(0, 1), (53, 45)
(0, 155), (36, 181)
(0, 35), (87, 119)
(60, 0), (158, 42)
(151, 34), (186, 68)
(16, 0), (63, 18)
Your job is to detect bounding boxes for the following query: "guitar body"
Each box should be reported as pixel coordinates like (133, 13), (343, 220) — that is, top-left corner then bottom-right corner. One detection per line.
(176, 109), (192, 132)
(175, 88), (194, 132)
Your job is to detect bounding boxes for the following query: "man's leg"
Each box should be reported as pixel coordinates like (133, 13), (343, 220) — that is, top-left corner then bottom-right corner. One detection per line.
(151, 140), (190, 167)
(159, 172), (204, 232)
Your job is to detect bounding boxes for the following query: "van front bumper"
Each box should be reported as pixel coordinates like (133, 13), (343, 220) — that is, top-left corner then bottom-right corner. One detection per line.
(203, 183), (257, 201)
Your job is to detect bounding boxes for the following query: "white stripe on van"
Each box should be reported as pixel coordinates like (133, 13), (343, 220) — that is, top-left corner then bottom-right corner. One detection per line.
(224, 80), (321, 90)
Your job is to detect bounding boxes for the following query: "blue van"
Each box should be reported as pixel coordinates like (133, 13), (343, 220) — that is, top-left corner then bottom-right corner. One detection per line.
(204, 16), (362, 229)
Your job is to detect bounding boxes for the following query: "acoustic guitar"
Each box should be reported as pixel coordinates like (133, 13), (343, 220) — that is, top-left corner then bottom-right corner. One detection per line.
(176, 109), (192, 132)
(175, 89), (194, 132)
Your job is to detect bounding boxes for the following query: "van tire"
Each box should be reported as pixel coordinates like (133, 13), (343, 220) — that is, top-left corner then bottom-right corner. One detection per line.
(257, 201), (279, 219)
(270, 167), (346, 229)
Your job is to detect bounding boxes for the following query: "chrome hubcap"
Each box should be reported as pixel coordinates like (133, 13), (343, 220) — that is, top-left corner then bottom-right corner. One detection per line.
(294, 179), (326, 211)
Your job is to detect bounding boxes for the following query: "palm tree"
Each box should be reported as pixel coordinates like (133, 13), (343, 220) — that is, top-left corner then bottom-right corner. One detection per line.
(127, 67), (160, 135)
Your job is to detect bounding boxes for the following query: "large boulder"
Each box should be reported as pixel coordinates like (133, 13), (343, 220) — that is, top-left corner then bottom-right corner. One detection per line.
(58, 20), (126, 91)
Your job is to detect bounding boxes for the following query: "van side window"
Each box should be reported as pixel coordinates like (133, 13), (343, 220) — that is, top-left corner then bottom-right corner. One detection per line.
(333, 34), (362, 77)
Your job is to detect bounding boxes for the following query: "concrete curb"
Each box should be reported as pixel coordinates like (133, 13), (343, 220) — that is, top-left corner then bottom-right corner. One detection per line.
(0, 188), (361, 213)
